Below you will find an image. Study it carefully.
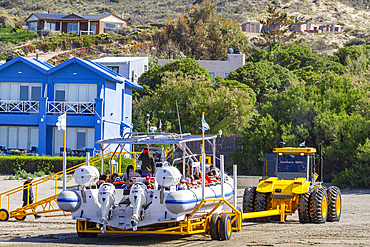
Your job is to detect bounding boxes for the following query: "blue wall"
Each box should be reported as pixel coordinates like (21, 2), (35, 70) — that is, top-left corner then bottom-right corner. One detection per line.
(0, 57), (138, 156)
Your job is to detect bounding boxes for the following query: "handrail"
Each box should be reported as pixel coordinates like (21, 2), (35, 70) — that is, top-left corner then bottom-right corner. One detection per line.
(0, 152), (114, 209)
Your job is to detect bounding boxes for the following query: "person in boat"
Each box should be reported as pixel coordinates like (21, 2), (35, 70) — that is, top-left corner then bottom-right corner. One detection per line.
(138, 148), (155, 177)
(106, 173), (119, 183)
(209, 165), (219, 176)
(126, 179), (135, 189)
(97, 174), (107, 187)
(123, 165), (141, 184)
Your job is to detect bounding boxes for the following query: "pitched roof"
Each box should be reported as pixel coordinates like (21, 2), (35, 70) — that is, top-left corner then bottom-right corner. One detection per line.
(48, 57), (142, 90)
(0, 56), (53, 74)
(28, 13), (123, 21)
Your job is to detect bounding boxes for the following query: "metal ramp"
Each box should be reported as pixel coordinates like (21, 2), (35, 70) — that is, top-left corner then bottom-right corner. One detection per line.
(0, 152), (114, 221)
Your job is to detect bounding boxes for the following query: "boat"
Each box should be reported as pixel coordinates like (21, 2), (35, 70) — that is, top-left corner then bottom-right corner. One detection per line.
(57, 132), (240, 240)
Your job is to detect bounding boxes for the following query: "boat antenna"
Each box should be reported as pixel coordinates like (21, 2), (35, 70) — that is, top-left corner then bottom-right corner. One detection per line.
(176, 100), (182, 135)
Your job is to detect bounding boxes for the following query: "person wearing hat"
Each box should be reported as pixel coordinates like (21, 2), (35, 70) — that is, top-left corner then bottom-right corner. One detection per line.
(22, 177), (41, 219)
(138, 148), (155, 177)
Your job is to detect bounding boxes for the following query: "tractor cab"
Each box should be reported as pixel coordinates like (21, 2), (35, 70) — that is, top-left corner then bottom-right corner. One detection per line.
(263, 146), (323, 186)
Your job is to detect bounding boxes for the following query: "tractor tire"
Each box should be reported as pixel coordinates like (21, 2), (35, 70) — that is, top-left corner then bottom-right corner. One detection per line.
(255, 192), (271, 222)
(210, 213), (220, 240)
(0, 209), (10, 221)
(243, 186), (256, 213)
(298, 191), (312, 223)
(327, 186), (341, 222)
(219, 214), (232, 241)
(310, 188), (328, 224)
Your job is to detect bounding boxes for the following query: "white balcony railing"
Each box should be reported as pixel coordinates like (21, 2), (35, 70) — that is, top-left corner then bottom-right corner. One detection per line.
(0, 100), (39, 113)
(47, 101), (95, 115)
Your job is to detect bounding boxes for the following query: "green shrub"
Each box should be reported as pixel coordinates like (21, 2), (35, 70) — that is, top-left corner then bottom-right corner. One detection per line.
(0, 156), (86, 175)
(332, 163), (370, 189)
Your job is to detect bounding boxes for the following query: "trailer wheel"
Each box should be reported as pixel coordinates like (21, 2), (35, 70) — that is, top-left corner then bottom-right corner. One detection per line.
(0, 209), (10, 221)
(220, 214), (232, 241)
(310, 188), (328, 224)
(15, 211), (26, 221)
(298, 191), (312, 223)
(255, 192), (271, 222)
(327, 186), (341, 222)
(243, 186), (256, 214)
(210, 213), (220, 240)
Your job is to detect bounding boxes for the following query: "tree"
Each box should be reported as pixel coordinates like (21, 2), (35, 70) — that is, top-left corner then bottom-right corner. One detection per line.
(257, 6), (297, 47)
(133, 72), (256, 135)
(152, 1), (249, 60)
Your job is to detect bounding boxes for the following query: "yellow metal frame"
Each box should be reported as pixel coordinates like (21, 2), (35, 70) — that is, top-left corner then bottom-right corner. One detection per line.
(0, 152), (115, 219)
(77, 197), (242, 235)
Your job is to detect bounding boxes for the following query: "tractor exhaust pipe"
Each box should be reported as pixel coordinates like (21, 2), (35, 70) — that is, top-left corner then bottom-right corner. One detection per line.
(319, 144), (323, 182)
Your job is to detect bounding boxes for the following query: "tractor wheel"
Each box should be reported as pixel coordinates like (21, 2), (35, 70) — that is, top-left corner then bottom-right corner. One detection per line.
(327, 186), (341, 222)
(310, 188), (328, 224)
(210, 213), (220, 240)
(0, 209), (10, 221)
(243, 186), (256, 213)
(298, 191), (312, 223)
(219, 214), (232, 241)
(255, 192), (271, 222)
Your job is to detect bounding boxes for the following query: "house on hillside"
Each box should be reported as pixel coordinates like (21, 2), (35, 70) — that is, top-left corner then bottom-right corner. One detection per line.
(291, 22), (344, 33)
(0, 56), (141, 156)
(158, 49), (245, 79)
(93, 57), (149, 84)
(25, 9), (128, 35)
(242, 21), (344, 33)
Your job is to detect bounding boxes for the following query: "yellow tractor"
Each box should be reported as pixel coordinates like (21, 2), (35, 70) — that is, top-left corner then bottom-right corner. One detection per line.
(243, 143), (342, 223)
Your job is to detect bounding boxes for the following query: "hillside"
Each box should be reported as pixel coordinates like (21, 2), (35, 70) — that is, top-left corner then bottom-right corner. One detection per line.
(0, 0), (369, 28)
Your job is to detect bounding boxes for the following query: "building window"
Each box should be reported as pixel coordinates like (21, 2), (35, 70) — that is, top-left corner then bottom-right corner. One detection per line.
(0, 82), (41, 101)
(31, 85), (42, 101)
(45, 22), (56, 31)
(224, 72), (230, 78)
(53, 127), (94, 154)
(108, 66), (119, 73)
(20, 85), (29, 101)
(209, 72), (215, 78)
(54, 84), (97, 102)
(0, 126), (38, 151)
(55, 84), (66, 101)
(144, 65), (148, 72)
(104, 23), (121, 32)
(28, 22), (37, 32)
(67, 23), (78, 33)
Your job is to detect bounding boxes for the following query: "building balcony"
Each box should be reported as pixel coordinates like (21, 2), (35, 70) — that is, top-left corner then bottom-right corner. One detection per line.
(0, 100), (39, 113)
(47, 101), (95, 115)
(0, 100), (96, 116)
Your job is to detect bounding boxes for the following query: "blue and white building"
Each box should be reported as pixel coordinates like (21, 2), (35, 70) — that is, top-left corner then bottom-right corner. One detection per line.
(0, 56), (142, 156)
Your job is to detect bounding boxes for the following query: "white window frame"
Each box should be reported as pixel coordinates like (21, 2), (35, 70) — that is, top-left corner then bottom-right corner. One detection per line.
(53, 83), (97, 102)
(0, 82), (42, 101)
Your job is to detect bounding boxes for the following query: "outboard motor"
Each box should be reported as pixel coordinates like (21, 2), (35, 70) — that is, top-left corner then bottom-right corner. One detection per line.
(129, 183), (147, 230)
(98, 183), (115, 230)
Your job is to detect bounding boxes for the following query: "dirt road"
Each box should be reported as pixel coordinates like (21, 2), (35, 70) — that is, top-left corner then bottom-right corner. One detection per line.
(0, 185), (369, 247)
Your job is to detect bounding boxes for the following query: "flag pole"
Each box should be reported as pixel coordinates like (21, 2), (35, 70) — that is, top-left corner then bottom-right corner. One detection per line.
(63, 111), (67, 191)
(201, 112), (205, 201)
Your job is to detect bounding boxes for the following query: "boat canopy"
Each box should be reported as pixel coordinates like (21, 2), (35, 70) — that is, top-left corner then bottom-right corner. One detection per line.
(96, 132), (218, 145)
